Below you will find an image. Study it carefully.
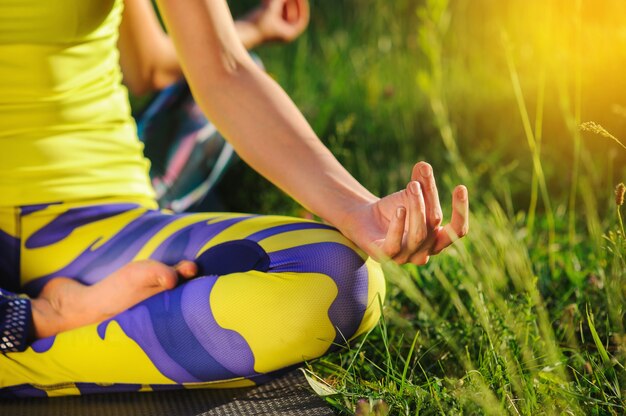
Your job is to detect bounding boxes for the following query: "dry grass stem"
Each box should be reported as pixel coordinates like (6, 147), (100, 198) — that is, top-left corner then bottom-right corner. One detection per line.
(580, 121), (626, 151)
(616, 183), (626, 207)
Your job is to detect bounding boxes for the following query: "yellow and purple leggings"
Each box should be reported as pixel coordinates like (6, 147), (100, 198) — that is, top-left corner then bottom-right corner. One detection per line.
(0, 197), (384, 398)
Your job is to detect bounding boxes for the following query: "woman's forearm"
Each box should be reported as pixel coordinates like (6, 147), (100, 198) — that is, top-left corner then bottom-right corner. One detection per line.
(194, 62), (379, 226)
(118, 0), (183, 95)
(235, 20), (265, 50)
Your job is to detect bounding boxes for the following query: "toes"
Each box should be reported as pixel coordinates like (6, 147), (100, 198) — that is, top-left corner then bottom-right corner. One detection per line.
(155, 269), (179, 290)
(175, 260), (198, 279)
(121, 260), (179, 291)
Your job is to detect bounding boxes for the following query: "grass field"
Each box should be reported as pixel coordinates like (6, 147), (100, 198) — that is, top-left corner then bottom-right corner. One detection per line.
(221, 1), (626, 414)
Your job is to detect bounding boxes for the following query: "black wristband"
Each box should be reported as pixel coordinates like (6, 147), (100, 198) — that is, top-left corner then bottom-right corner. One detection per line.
(0, 289), (33, 353)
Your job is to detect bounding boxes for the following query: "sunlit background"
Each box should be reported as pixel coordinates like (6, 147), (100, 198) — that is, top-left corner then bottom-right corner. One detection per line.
(224, 0), (626, 217)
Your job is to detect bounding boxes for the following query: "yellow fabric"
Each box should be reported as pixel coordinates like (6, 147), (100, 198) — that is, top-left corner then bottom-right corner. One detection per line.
(0, 0), (155, 206)
(211, 271), (339, 374)
(0, 321), (174, 392)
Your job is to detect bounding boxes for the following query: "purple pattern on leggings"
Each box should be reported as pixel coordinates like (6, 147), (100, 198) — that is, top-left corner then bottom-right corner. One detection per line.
(0, 384), (48, 398)
(0, 230), (20, 292)
(25, 204), (140, 249)
(23, 209), (180, 295)
(245, 222), (334, 242)
(269, 242), (369, 344)
(106, 304), (202, 383)
(111, 275), (256, 383)
(180, 276), (256, 376)
(20, 202), (62, 216)
(30, 335), (56, 353)
(75, 382), (142, 395)
(150, 216), (251, 264)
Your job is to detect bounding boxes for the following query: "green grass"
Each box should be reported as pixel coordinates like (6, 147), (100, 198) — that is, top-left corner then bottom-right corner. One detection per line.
(217, 1), (626, 414)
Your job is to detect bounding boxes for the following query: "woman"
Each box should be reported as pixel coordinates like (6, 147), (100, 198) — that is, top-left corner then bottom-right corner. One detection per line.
(0, 0), (468, 397)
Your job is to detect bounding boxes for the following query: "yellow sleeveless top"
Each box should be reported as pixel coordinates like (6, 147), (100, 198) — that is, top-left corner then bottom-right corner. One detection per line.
(0, 0), (155, 206)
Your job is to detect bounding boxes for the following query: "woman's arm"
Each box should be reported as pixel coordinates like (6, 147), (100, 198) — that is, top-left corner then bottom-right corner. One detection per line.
(154, 0), (468, 264)
(118, 0), (309, 95)
(118, 0), (181, 95)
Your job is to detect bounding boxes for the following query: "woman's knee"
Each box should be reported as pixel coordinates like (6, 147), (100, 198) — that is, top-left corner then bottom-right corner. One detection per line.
(278, 237), (385, 344)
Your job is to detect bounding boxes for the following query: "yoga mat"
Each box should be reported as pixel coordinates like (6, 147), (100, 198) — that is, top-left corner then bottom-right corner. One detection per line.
(0, 369), (336, 416)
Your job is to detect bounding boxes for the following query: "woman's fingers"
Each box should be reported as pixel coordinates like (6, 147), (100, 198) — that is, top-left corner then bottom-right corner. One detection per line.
(382, 183), (427, 263)
(432, 185), (469, 254)
(409, 252), (430, 265)
(412, 162), (443, 229)
(381, 206), (406, 258)
(283, 0), (309, 25)
(273, 0), (308, 40)
(376, 175), (468, 265)
(282, 0), (297, 22)
(406, 181), (427, 253)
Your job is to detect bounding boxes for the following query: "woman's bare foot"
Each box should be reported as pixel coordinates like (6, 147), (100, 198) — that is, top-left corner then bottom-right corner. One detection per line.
(31, 260), (198, 339)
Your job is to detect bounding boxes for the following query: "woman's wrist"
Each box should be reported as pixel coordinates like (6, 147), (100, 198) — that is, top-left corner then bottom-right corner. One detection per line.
(324, 191), (379, 239)
(234, 19), (265, 50)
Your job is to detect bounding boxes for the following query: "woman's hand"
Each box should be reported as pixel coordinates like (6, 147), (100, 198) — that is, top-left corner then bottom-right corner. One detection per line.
(340, 162), (469, 265)
(242, 0), (310, 45)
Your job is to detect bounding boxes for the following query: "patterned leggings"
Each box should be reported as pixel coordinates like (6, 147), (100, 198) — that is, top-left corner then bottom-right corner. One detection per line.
(0, 197), (385, 398)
